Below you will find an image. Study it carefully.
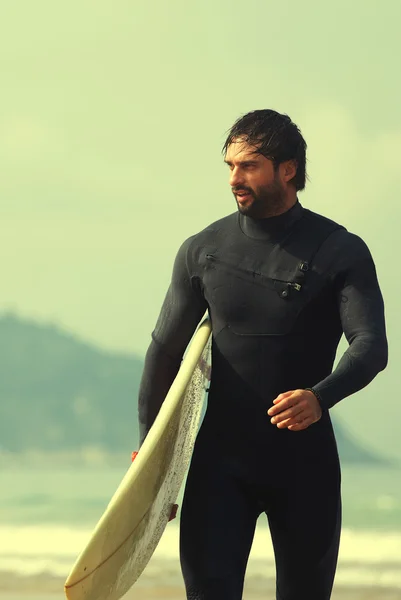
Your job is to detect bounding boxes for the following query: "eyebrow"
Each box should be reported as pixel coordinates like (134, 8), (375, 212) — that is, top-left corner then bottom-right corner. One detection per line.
(224, 159), (259, 166)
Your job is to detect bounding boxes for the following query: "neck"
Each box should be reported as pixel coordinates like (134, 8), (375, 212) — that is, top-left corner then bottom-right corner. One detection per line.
(259, 195), (298, 219)
(239, 199), (303, 241)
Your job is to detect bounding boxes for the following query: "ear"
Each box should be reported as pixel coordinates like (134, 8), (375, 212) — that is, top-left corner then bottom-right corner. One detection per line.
(280, 159), (297, 184)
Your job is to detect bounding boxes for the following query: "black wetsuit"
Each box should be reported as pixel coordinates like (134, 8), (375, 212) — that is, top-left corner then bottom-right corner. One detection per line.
(137, 201), (388, 600)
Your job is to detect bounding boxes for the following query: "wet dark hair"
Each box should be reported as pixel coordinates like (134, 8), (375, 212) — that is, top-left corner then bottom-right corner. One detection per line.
(222, 109), (307, 191)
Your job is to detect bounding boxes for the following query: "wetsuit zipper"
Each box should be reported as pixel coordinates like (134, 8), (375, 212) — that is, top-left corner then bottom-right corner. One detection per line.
(205, 254), (302, 292)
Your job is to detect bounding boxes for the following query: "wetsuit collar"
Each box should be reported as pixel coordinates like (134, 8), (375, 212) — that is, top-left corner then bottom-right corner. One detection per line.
(239, 200), (303, 240)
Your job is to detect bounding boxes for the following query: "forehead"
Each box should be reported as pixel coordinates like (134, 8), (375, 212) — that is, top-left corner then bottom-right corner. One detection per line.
(224, 138), (261, 164)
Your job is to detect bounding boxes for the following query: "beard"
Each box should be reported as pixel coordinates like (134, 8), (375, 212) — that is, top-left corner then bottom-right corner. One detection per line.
(233, 176), (287, 219)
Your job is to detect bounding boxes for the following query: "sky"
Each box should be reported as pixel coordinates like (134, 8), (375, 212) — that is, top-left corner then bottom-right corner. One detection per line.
(0, 0), (400, 458)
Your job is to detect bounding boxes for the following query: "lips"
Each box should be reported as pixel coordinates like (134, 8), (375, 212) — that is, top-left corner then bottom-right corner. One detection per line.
(236, 191), (252, 202)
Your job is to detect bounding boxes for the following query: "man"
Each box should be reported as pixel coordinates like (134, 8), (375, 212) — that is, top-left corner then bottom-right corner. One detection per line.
(137, 109), (388, 599)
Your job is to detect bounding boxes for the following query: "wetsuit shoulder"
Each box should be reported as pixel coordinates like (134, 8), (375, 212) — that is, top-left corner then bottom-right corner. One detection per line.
(300, 208), (375, 274)
(178, 212), (239, 265)
(301, 207), (372, 256)
(330, 228), (373, 260)
(322, 226), (375, 274)
(301, 207), (347, 234)
(191, 212), (238, 240)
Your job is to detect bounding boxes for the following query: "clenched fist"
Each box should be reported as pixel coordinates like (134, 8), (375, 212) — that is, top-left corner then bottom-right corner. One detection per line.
(267, 389), (322, 431)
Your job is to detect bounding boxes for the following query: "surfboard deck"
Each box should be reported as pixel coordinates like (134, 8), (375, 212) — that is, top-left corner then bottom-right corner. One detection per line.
(64, 317), (212, 600)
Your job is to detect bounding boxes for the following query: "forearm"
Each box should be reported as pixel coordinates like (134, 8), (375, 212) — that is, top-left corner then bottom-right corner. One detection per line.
(311, 333), (388, 410)
(138, 336), (182, 446)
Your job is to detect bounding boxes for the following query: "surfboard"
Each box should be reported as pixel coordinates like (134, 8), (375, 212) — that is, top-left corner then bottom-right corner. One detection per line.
(64, 316), (212, 600)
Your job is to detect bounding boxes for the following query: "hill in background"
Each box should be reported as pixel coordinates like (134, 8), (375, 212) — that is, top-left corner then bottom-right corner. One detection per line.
(0, 312), (391, 466)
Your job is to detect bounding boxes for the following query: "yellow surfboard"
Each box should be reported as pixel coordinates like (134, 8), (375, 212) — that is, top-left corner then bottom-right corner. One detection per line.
(64, 317), (212, 600)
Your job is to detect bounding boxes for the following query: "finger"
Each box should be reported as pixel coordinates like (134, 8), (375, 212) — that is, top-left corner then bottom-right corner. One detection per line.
(275, 411), (307, 429)
(271, 406), (304, 425)
(276, 418), (297, 429)
(276, 416), (305, 429)
(288, 418), (313, 431)
(272, 390), (295, 404)
(268, 396), (299, 416)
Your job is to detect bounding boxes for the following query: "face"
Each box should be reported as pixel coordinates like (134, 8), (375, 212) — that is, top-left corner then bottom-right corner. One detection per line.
(224, 138), (296, 219)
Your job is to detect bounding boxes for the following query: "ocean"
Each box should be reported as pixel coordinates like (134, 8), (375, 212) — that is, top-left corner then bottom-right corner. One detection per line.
(1, 463), (401, 598)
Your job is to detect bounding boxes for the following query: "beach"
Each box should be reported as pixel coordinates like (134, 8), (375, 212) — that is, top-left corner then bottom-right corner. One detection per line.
(2, 465), (401, 600)
(2, 567), (401, 600)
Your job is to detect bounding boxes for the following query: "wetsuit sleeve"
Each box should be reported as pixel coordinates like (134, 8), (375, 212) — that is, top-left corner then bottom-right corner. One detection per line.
(311, 233), (388, 410)
(137, 236), (208, 446)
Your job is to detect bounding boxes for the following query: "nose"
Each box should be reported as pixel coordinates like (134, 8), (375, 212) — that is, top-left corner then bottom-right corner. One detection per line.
(229, 167), (244, 188)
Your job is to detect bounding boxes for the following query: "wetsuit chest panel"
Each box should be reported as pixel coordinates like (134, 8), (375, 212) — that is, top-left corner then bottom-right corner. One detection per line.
(202, 249), (308, 336)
